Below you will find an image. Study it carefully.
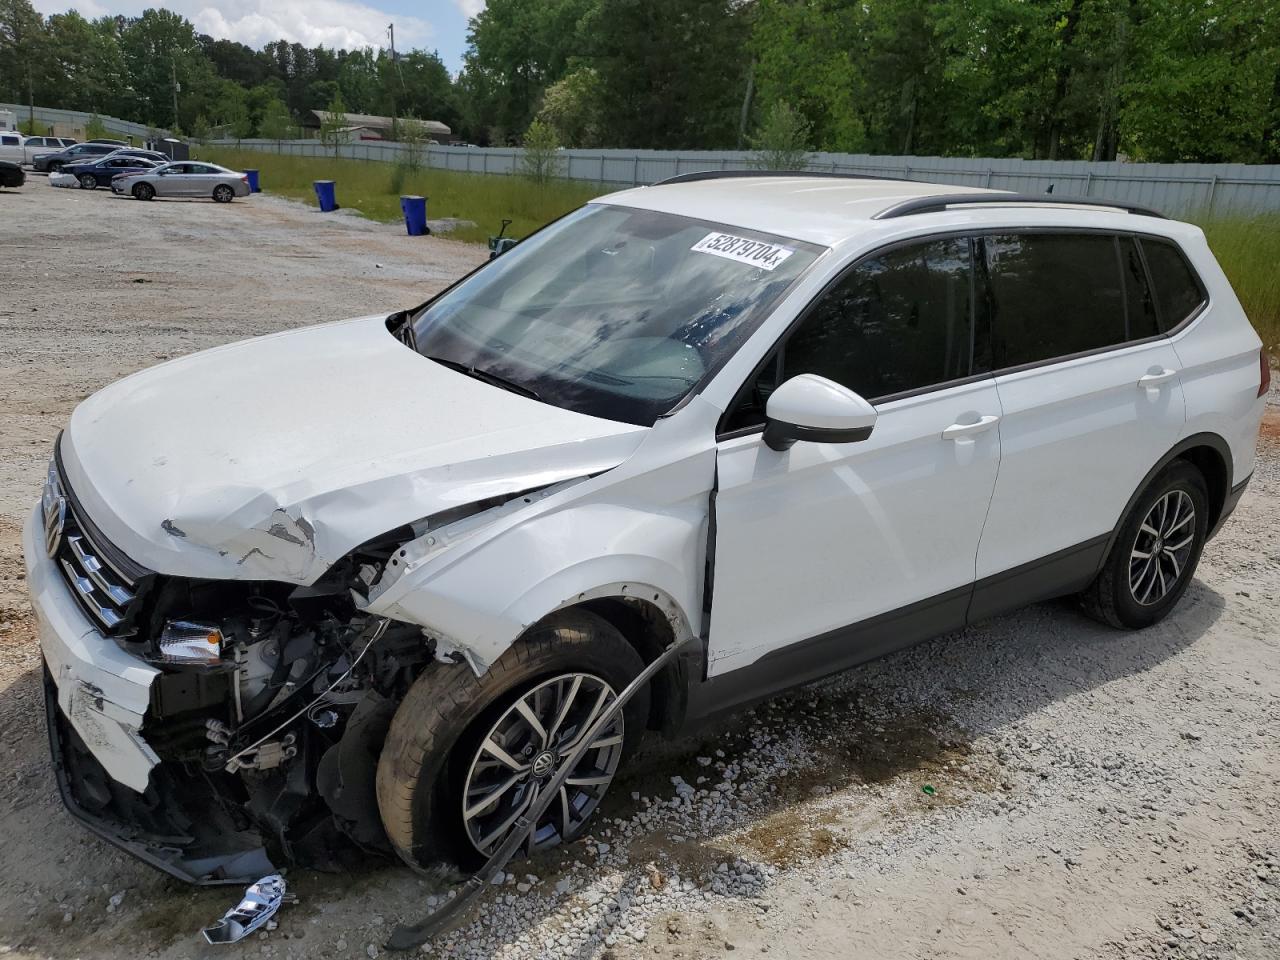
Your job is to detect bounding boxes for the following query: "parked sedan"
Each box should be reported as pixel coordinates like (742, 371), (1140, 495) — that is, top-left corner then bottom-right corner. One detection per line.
(0, 160), (24, 188)
(123, 161), (250, 203)
(64, 154), (160, 190)
(32, 141), (118, 173)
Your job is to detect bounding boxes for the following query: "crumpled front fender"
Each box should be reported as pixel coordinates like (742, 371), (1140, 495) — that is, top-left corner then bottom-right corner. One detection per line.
(362, 407), (720, 672)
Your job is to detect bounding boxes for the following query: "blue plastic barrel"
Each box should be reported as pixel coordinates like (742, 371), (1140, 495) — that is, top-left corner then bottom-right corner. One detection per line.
(313, 180), (338, 212)
(400, 195), (429, 236)
(244, 169), (260, 193)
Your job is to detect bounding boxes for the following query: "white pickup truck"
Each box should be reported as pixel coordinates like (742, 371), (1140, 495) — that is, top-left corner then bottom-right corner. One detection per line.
(0, 132), (79, 165)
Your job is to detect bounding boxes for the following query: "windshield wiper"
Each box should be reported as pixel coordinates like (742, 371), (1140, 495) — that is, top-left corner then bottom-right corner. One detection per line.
(425, 355), (541, 402)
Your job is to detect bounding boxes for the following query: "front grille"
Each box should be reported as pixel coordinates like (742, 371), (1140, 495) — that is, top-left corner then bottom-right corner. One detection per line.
(45, 446), (153, 636)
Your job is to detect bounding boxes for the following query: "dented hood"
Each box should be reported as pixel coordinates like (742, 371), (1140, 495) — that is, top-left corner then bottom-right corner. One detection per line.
(60, 315), (647, 583)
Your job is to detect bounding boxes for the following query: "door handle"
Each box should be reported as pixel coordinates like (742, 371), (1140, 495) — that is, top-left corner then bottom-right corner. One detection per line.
(1137, 368), (1179, 388)
(942, 415), (1000, 440)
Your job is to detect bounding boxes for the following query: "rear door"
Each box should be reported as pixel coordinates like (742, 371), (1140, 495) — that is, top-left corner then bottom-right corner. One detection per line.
(189, 163), (224, 197)
(0, 134), (21, 162)
(970, 231), (1186, 619)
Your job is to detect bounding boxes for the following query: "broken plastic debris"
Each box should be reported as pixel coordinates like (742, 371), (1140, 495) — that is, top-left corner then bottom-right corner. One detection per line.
(921, 784), (937, 796)
(201, 874), (292, 945)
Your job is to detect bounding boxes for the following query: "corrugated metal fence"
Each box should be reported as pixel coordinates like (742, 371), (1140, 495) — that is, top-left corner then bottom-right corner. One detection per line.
(212, 138), (1280, 217)
(1, 103), (167, 142)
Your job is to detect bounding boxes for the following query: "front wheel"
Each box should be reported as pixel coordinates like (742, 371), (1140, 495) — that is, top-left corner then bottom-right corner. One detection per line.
(1081, 460), (1209, 629)
(132, 182), (154, 201)
(376, 609), (648, 870)
(78, 174), (97, 190)
(212, 184), (234, 203)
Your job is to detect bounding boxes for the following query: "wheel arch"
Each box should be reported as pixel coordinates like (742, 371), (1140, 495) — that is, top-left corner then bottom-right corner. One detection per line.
(539, 585), (701, 737)
(1101, 432), (1233, 568)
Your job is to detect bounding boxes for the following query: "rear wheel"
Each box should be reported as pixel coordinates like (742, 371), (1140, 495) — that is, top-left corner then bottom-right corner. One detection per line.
(78, 174), (96, 190)
(212, 184), (234, 203)
(1081, 460), (1209, 629)
(132, 182), (154, 201)
(376, 609), (648, 870)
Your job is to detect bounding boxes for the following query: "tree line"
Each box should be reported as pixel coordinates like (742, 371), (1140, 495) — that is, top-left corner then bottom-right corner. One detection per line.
(0, 2), (456, 142)
(2, 0), (1277, 163)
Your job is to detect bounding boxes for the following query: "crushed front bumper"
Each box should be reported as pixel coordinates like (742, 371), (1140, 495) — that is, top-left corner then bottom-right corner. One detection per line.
(23, 505), (160, 791)
(25, 505), (274, 885)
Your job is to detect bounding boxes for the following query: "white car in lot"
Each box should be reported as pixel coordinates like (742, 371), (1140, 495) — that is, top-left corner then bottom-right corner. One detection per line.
(116, 160), (251, 202)
(25, 174), (1265, 884)
(0, 133), (78, 164)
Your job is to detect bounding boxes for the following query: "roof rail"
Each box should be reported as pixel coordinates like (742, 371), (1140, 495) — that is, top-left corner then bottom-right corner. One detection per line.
(655, 169), (913, 186)
(873, 192), (1166, 220)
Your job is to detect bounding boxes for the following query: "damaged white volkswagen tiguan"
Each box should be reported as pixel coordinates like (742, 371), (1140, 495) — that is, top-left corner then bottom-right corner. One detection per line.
(26, 174), (1265, 884)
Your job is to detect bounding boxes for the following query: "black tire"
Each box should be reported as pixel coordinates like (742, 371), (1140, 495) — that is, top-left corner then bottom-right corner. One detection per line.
(78, 174), (97, 190)
(132, 182), (154, 201)
(212, 184), (234, 203)
(1081, 460), (1209, 629)
(376, 609), (648, 871)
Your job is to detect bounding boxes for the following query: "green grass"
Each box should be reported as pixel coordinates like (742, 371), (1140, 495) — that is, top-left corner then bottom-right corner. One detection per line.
(201, 148), (1280, 349)
(1198, 215), (1280, 352)
(200, 146), (606, 245)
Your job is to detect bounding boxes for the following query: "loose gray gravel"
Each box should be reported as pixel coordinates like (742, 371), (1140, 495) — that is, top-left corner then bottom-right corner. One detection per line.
(0, 183), (1276, 960)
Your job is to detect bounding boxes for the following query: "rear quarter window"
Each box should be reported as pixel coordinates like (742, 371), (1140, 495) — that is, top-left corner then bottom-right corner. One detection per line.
(1140, 238), (1206, 330)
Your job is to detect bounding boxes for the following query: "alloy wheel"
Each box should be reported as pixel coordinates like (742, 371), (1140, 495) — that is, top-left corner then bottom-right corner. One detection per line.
(461, 673), (624, 856)
(1128, 489), (1196, 606)
(79, 174), (96, 190)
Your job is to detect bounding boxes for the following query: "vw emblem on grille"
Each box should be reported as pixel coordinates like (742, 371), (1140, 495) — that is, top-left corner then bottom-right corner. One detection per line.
(43, 484), (67, 558)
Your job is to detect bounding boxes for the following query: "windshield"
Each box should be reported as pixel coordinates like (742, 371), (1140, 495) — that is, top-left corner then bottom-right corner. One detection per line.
(410, 204), (823, 426)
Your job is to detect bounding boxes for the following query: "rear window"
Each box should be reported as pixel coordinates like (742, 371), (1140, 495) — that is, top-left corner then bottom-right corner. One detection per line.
(983, 233), (1131, 368)
(1141, 238), (1206, 330)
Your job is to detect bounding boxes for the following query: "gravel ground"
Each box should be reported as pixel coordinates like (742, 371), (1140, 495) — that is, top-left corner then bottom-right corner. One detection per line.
(0, 183), (1276, 960)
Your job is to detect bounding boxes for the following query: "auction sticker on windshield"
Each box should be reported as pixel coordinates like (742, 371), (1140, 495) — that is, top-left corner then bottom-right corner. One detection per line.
(690, 232), (795, 271)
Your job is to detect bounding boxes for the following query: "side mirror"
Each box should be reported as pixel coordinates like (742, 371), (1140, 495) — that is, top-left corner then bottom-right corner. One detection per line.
(762, 374), (877, 451)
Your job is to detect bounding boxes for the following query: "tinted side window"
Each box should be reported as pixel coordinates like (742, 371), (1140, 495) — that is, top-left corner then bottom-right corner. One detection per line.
(984, 233), (1128, 367)
(1120, 237), (1161, 341)
(1141, 239), (1205, 330)
(779, 237), (974, 400)
(1, 136), (17, 146)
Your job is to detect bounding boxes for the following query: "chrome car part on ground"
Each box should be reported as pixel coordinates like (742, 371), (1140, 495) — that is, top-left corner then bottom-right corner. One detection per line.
(201, 874), (292, 944)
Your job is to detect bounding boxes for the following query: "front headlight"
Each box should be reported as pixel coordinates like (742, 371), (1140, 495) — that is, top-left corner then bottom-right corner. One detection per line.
(152, 620), (225, 665)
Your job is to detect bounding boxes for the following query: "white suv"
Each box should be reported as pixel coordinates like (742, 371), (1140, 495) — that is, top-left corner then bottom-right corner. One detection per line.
(24, 175), (1265, 884)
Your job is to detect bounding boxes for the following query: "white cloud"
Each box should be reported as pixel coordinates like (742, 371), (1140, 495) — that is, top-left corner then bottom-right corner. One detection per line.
(33, 0), (109, 18)
(189, 0), (435, 51)
(453, 0), (485, 19)
(34, 1), (436, 52)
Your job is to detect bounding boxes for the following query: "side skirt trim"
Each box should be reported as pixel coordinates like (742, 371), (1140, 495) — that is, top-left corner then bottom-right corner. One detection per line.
(683, 535), (1109, 731)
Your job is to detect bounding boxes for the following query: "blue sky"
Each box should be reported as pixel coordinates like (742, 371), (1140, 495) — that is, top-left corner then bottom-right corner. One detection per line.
(32, 0), (482, 73)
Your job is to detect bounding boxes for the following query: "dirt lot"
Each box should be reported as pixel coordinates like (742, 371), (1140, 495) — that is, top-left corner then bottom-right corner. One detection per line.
(0, 183), (1277, 960)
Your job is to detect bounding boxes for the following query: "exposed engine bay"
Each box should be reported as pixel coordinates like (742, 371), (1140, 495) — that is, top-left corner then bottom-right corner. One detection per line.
(48, 529), (436, 884)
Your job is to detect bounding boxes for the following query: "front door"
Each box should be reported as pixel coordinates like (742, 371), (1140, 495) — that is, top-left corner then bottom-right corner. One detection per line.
(707, 235), (1002, 687)
(156, 164), (189, 196)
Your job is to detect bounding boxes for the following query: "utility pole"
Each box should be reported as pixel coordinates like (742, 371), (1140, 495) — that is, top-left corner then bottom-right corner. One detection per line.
(736, 61), (755, 150)
(388, 22), (398, 140)
(26, 60), (34, 133)
(171, 54), (181, 133)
